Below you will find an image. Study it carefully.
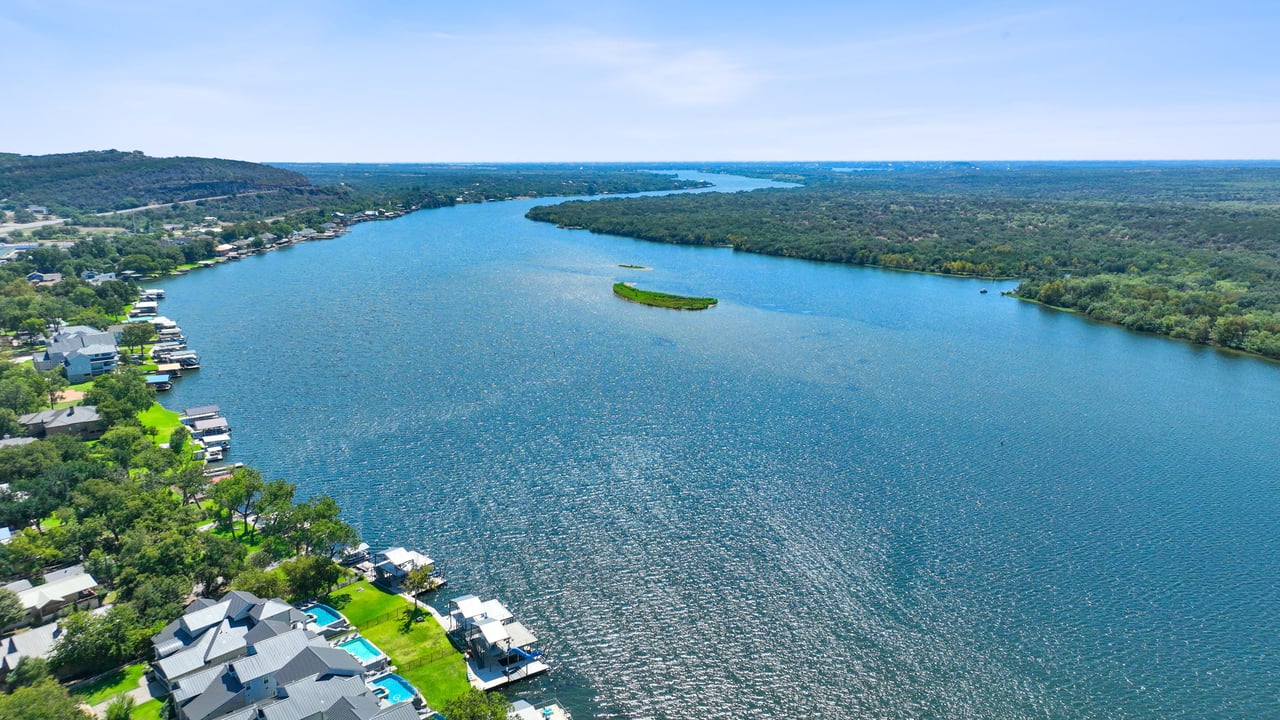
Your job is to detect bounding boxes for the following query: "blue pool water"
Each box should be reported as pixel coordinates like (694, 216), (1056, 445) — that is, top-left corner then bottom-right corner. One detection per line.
(306, 603), (344, 627)
(338, 636), (384, 664)
(371, 674), (417, 705)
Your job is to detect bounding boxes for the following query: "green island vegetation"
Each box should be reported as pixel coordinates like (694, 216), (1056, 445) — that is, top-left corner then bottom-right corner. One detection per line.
(619, 264), (650, 269)
(613, 282), (718, 310)
(528, 162), (1280, 361)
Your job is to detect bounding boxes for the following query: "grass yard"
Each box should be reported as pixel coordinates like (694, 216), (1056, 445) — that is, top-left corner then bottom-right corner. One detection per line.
(134, 699), (164, 720)
(138, 402), (183, 445)
(70, 661), (147, 705)
(210, 520), (266, 555)
(326, 581), (469, 709)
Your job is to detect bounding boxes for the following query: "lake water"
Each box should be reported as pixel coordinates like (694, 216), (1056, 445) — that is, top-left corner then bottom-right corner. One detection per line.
(156, 172), (1280, 720)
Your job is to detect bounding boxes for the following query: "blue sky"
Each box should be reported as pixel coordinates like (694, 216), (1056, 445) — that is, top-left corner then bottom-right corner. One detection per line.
(2, 0), (1277, 162)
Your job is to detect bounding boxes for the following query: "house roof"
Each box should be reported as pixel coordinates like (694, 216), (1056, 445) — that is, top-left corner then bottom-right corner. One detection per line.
(154, 590), (422, 720)
(257, 675), (375, 720)
(2, 621), (62, 671)
(19, 406), (102, 430)
(274, 645), (364, 685)
(227, 629), (316, 683)
(372, 702), (422, 720)
(70, 344), (118, 357)
(15, 571), (97, 611)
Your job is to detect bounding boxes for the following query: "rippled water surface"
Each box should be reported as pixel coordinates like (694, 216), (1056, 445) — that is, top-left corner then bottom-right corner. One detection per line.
(157, 173), (1280, 719)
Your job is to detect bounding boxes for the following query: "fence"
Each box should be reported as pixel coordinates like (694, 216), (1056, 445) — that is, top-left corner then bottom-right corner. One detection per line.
(394, 646), (456, 672)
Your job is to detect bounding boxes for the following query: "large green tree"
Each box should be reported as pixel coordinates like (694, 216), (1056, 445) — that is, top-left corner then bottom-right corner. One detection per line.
(0, 678), (93, 720)
(280, 554), (341, 601)
(0, 587), (25, 629)
(84, 369), (154, 425)
(118, 322), (155, 356)
(208, 467), (264, 540)
(442, 689), (511, 720)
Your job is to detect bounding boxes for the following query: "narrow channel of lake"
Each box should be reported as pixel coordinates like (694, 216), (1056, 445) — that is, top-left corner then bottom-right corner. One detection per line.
(156, 172), (1280, 720)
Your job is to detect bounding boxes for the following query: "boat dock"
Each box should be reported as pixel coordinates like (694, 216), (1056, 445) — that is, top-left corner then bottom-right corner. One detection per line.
(441, 594), (549, 690)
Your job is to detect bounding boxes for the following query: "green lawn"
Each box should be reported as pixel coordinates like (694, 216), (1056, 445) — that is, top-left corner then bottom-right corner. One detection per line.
(70, 662), (147, 705)
(138, 402), (183, 445)
(134, 699), (164, 720)
(210, 520), (266, 555)
(327, 581), (469, 709)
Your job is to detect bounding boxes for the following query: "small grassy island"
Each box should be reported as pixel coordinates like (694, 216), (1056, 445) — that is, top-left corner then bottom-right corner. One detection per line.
(613, 281), (718, 310)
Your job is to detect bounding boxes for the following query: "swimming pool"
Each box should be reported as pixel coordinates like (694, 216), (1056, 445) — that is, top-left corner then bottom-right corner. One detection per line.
(306, 604), (345, 628)
(337, 636), (385, 665)
(371, 674), (417, 705)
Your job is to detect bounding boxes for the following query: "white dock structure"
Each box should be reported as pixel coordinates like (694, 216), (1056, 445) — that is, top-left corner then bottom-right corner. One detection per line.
(444, 594), (549, 690)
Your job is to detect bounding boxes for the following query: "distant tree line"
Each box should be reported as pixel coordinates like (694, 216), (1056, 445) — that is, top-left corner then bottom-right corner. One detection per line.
(527, 163), (1280, 361)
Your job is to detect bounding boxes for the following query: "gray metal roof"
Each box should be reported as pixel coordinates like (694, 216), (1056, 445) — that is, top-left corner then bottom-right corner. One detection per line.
(257, 675), (373, 720)
(372, 703), (422, 720)
(275, 646), (364, 685)
(228, 630), (315, 684)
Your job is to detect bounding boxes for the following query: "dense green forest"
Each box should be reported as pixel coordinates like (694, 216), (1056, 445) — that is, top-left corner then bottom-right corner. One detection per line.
(527, 163), (1280, 361)
(0, 150), (310, 213)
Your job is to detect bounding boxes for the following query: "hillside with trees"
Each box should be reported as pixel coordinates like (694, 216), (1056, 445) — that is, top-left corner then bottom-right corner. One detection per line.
(526, 163), (1280, 361)
(0, 150), (311, 214)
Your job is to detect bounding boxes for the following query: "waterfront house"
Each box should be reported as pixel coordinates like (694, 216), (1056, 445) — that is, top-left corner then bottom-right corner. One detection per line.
(18, 406), (105, 439)
(32, 325), (119, 381)
(150, 590), (419, 720)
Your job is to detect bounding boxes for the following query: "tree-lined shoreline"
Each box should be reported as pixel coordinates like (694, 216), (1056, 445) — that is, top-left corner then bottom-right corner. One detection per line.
(528, 163), (1280, 361)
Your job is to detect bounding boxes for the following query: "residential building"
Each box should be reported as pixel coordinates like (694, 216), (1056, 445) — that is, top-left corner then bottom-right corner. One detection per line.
(151, 591), (420, 720)
(2, 565), (101, 629)
(1, 620), (64, 674)
(18, 406), (105, 439)
(31, 324), (119, 382)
